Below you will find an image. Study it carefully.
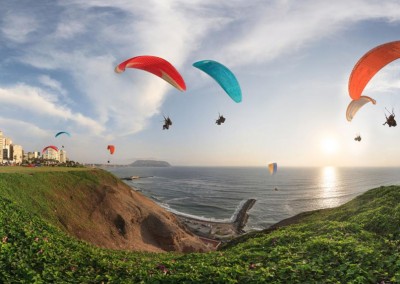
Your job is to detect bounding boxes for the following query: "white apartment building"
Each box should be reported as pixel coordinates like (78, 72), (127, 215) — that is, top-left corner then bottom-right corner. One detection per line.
(59, 149), (67, 163)
(2, 137), (12, 162)
(42, 148), (59, 161)
(11, 145), (23, 164)
(25, 151), (41, 161)
(0, 131), (3, 163)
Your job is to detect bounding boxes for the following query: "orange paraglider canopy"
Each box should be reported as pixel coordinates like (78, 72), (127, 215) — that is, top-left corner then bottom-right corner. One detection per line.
(349, 41), (400, 100)
(107, 145), (115, 155)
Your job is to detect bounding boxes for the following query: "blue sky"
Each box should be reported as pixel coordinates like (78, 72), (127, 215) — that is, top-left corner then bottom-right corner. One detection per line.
(2, 0), (400, 166)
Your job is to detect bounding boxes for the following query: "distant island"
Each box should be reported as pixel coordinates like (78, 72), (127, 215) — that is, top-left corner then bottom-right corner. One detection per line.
(130, 160), (171, 167)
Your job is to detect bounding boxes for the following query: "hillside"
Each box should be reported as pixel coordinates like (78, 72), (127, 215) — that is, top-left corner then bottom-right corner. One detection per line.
(0, 170), (399, 282)
(0, 167), (208, 253)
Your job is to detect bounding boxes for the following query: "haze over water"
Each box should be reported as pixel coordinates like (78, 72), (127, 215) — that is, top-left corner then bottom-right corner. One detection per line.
(107, 166), (400, 230)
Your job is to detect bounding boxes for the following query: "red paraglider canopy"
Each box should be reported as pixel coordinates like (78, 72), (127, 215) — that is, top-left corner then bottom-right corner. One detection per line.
(115, 55), (186, 91)
(107, 145), (115, 155)
(349, 41), (400, 100)
(42, 145), (59, 153)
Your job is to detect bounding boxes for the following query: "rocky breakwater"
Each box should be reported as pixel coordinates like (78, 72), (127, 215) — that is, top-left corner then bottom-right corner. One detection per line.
(231, 198), (257, 233)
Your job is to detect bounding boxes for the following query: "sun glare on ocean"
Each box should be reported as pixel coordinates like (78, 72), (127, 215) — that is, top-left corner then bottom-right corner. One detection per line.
(319, 166), (340, 207)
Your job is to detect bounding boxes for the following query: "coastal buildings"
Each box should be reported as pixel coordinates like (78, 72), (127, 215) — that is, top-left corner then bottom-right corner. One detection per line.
(25, 151), (41, 161)
(0, 131), (23, 164)
(0, 130), (68, 164)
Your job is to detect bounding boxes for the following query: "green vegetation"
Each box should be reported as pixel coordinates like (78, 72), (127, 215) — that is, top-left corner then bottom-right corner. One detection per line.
(0, 166), (91, 174)
(0, 169), (399, 283)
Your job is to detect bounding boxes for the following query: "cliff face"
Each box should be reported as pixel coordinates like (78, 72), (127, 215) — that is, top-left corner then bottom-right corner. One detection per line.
(63, 178), (208, 252)
(0, 169), (208, 253)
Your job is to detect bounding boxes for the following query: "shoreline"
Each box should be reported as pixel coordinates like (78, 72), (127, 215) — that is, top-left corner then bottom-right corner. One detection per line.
(175, 199), (256, 247)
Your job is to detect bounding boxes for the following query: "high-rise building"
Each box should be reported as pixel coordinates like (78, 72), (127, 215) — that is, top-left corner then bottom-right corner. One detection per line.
(2, 137), (12, 162)
(26, 151), (41, 162)
(0, 131), (3, 163)
(59, 149), (67, 163)
(11, 145), (23, 164)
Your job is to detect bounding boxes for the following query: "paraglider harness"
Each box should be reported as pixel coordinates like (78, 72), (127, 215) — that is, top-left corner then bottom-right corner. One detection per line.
(163, 116), (173, 130)
(215, 114), (226, 125)
(354, 135), (361, 142)
(383, 108), (397, 127)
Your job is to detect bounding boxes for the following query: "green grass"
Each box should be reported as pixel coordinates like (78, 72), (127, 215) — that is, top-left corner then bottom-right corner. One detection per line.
(0, 170), (400, 283)
(0, 166), (92, 174)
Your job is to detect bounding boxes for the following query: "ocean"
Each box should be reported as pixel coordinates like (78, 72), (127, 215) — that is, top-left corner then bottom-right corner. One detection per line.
(106, 166), (400, 231)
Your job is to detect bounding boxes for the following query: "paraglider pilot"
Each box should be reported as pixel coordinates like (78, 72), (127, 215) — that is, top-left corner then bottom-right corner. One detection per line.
(215, 114), (226, 125)
(354, 135), (361, 142)
(383, 108), (397, 127)
(163, 116), (173, 130)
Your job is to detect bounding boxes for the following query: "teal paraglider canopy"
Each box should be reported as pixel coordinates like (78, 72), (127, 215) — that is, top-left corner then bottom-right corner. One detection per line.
(193, 60), (242, 103)
(55, 131), (71, 138)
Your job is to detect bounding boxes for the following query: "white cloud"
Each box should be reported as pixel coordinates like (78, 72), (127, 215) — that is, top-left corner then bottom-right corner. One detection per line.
(0, 84), (104, 135)
(38, 75), (67, 96)
(221, 0), (400, 66)
(15, 0), (227, 136)
(364, 63), (400, 94)
(1, 12), (38, 43)
(0, 116), (50, 139)
(55, 21), (86, 39)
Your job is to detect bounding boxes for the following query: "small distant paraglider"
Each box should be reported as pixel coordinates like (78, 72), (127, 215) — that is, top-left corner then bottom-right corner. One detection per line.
(354, 134), (361, 142)
(55, 131), (71, 138)
(107, 145), (115, 163)
(268, 162), (278, 191)
(268, 163), (277, 175)
(215, 114), (226, 125)
(383, 108), (397, 127)
(162, 116), (173, 130)
(55, 131), (71, 148)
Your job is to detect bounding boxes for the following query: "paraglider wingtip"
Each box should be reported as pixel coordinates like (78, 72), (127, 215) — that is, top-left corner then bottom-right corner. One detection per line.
(114, 66), (124, 73)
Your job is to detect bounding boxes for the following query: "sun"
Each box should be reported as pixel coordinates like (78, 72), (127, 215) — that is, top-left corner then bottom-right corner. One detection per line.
(321, 138), (338, 155)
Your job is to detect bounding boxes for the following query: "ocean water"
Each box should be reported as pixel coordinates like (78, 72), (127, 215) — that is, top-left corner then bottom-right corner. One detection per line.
(106, 166), (400, 231)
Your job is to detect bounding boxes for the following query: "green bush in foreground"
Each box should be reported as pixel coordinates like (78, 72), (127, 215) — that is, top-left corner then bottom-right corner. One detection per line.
(0, 172), (400, 283)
